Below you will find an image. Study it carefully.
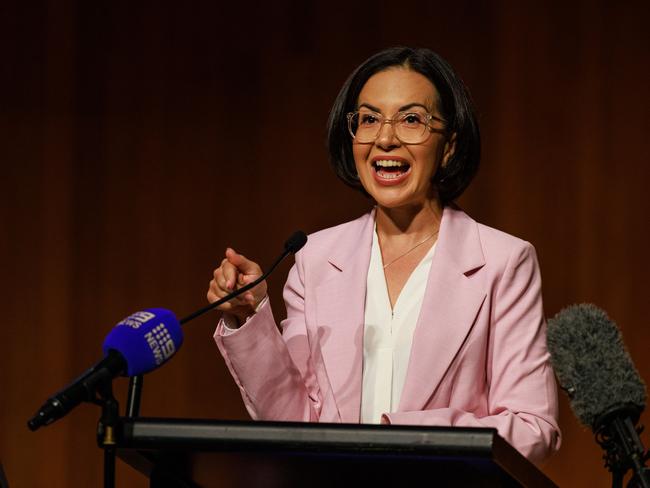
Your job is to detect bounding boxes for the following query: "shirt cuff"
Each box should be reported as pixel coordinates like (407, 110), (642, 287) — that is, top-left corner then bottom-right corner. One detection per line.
(221, 296), (269, 335)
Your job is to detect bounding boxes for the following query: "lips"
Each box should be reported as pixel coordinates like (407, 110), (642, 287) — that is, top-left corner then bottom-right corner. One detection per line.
(371, 158), (411, 185)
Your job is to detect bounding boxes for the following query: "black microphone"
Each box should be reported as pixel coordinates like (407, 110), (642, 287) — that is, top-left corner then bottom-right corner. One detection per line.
(284, 230), (308, 254)
(547, 304), (649, 486)
(28, 231), (308, 431)
(28, 352), (124, 432)
(27, 351), (125, 431)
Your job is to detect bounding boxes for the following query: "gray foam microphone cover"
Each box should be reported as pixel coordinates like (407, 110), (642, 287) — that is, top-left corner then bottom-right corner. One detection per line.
(547, 304), (646, 428)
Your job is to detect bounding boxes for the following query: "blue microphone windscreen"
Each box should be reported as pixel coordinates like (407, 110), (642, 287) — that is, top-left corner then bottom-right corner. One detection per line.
(102, 308), (183, 376)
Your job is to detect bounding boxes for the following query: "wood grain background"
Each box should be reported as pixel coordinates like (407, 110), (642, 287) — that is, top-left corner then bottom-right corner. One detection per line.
(1, 1), (649, 486)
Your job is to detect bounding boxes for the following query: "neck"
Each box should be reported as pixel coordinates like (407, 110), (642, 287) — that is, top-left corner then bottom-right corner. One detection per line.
(375, 198), (443, 239)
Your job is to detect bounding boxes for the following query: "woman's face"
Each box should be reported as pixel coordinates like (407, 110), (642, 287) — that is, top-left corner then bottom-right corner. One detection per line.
(352, 68), (454, 210)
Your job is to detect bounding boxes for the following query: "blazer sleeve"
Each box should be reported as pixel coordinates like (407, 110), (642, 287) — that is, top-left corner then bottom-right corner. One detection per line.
(382, 243), (561, 464)
(213, 252), (323, 421)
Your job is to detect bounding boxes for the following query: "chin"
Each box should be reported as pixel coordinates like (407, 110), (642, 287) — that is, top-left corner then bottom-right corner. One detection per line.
(371, 191), (423, 210)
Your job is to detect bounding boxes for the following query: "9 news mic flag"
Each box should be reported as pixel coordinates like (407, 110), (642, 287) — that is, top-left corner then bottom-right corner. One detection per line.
(103, 308), (183, 376)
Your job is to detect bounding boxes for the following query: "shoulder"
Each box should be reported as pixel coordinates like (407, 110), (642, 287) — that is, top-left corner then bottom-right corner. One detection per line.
(442, 206), (543, 314)
(477, 221), (535, 261)
(299, 211), (373, 257)
(442, 205), (539, 276)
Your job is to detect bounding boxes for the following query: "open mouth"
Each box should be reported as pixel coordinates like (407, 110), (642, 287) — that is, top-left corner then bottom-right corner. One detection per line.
(372, 160), (411, 180)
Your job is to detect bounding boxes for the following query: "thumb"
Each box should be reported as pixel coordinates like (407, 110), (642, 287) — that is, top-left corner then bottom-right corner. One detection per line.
(225, 248), (261, 275)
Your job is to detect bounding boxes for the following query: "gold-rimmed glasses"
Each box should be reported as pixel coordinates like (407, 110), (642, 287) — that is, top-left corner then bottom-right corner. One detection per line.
(346, 110), (446, 144)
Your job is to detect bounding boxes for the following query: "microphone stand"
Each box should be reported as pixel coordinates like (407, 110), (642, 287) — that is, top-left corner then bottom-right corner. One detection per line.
(595, 409), (650, 488)
(126, 375), (143, 418)
(94, 377), (120, 488)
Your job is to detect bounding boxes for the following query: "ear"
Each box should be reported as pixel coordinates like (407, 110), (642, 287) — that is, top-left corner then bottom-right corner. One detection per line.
(442, 132), (457, 167)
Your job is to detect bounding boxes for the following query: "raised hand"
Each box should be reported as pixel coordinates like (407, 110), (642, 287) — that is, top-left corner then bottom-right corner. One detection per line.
(207, 248), (267, 325)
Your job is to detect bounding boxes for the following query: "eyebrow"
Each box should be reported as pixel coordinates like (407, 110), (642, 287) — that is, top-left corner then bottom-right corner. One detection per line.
(358, 102), (431, 113)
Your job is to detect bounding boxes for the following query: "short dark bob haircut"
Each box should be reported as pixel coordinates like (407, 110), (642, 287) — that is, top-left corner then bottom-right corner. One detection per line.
(327, 47), (480, 204)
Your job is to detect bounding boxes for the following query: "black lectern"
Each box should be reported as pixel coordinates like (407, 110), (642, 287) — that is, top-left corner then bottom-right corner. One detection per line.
(116, 419), (557, 487)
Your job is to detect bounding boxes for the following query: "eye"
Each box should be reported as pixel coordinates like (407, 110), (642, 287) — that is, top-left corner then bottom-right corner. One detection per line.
(359, 113), (380, 126)
(400, 112), (425, 126)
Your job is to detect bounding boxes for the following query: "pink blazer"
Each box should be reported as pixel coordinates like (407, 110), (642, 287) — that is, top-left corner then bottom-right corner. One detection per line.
(215, 206), (561, 463)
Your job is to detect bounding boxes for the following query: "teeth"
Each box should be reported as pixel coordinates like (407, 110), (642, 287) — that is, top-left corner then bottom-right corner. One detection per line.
(377, 171), (401, 179)
(374, 160), (406, 167)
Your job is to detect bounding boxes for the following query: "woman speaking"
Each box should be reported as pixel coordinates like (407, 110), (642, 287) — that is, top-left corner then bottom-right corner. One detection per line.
(207, 47), (561, 463)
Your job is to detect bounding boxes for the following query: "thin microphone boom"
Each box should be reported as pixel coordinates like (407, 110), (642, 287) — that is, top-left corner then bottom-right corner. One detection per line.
(125, 230), (307, 418)
(179, 230), (307, 325)
(125, 230), (308, 417)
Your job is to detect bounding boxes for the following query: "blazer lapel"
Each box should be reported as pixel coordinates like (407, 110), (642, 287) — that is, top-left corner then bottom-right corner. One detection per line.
(398, 206), (487, 412)
(314, 211), (375, 423)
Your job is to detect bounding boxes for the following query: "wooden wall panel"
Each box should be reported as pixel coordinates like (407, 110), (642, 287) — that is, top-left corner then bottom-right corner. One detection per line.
(1, 1), (649, 486)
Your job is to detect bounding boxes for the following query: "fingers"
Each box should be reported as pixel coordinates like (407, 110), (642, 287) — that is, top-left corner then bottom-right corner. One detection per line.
(207, 272), (253, 308)
(206, 248), (268, 321)
(225, 248), (262, 276)
(213, 252), (247, 291)
(221, 259), (239, 291)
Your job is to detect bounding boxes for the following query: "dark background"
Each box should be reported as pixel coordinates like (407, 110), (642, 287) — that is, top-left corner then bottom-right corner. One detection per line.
(1, 1), (649, 486)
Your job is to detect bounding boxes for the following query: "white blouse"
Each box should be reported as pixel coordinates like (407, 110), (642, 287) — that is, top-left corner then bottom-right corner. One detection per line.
(360, 228), (436, 424)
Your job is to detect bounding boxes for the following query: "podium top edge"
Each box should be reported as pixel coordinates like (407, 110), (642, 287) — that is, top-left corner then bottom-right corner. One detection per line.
(120, 417), (499, 454)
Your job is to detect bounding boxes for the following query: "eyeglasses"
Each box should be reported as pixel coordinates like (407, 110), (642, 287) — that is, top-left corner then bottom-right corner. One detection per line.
(346, 110), (446, 144)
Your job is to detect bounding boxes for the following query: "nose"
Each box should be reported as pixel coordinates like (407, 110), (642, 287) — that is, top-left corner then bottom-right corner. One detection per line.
(375, 120), (400, 150)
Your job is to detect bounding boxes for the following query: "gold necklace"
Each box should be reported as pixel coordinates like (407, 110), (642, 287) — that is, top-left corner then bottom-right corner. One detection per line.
(382, 231), (439, 269)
